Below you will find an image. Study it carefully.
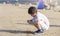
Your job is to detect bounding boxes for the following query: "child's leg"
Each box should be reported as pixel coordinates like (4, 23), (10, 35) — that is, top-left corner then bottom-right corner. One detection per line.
(34, 23), (40, 30)
(27, 20), (41, 30)
(33, 22), (44, 34)
(32, 21), (41, 30)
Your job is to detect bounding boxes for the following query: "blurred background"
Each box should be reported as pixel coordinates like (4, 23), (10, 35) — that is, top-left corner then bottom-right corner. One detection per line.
(0, 0), (60, 11)
(0, 0), (59, 5)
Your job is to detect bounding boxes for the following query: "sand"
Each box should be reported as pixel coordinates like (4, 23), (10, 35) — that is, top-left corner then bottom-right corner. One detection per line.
(0, 4), (60, 36)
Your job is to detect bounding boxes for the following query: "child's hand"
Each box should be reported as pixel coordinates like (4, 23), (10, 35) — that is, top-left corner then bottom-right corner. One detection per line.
(27, 20), (30, 24)
(27, 20), (32, 24)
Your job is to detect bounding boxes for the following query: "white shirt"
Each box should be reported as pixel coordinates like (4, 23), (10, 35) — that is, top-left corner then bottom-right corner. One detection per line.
(32, 12), (49, 30)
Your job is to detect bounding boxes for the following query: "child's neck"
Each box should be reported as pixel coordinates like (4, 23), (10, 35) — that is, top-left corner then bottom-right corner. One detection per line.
(33, 14), (36, 17)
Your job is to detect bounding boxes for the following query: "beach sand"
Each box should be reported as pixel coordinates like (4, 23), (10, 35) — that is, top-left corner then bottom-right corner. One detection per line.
(0, 4), (60, 36)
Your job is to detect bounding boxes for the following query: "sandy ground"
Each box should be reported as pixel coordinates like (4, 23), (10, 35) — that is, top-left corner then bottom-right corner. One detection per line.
(0, 4), (60, 36)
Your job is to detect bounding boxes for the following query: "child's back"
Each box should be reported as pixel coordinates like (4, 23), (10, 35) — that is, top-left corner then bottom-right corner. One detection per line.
(32, 12), (49, 30)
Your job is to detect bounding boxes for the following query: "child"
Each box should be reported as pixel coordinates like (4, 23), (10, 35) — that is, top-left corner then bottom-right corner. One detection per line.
(27, 6), (49, 34)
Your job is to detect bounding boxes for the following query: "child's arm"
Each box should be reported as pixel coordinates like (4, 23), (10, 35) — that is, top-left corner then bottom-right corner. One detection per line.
(27, 19), (41, 29)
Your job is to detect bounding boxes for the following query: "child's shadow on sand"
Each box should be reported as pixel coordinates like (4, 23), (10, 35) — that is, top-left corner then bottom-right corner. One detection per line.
(0, 30), (34, 34)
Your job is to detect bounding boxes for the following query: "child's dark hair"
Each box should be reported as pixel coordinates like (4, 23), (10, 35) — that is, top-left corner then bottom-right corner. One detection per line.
(28, 6), (37, 14)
